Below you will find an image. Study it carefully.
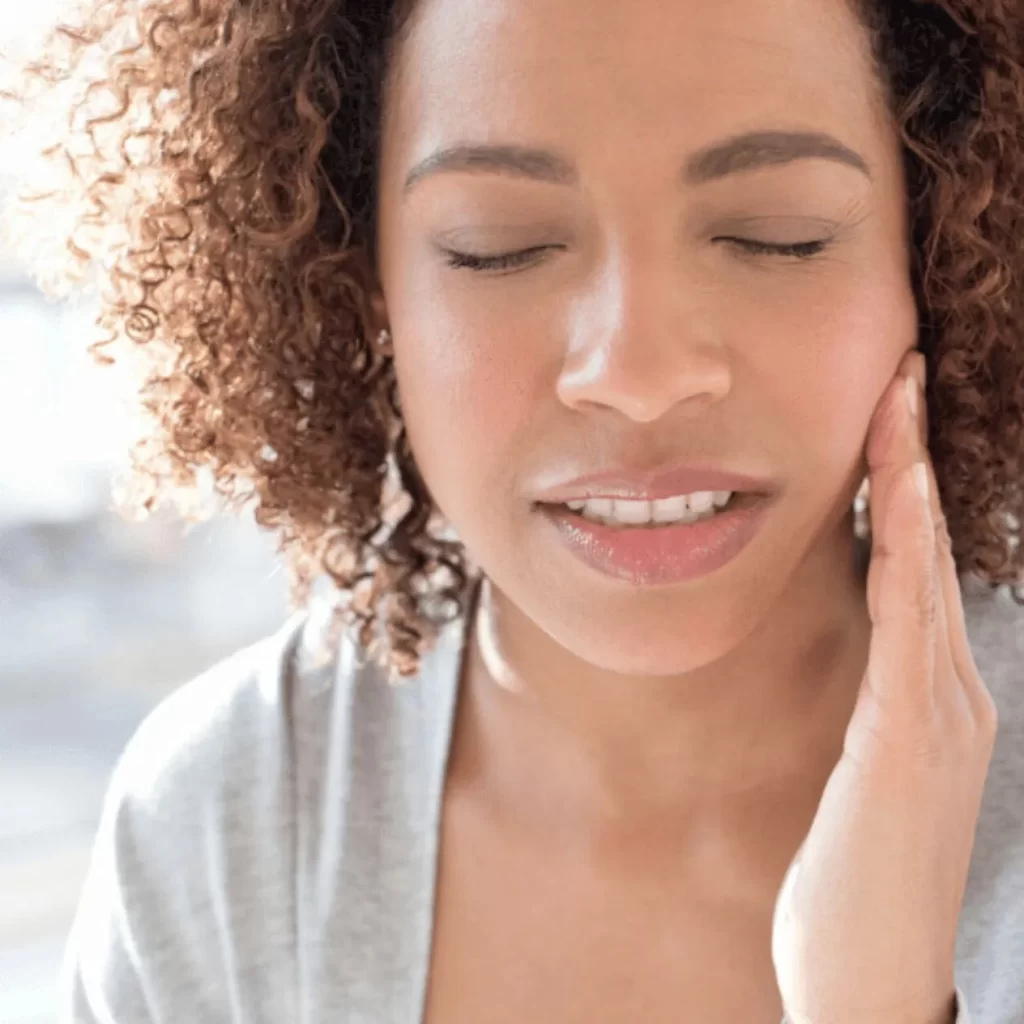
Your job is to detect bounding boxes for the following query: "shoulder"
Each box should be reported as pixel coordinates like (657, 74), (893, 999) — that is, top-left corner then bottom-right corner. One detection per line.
(956, 575), (1024, 1020)
(62, 612), (315, 1020)
(960, 572), (1021, 712)
(107, 611), (311, 814)
(94, 596), (465, 883)
(960, 573), (1023, 748)
(960, 574), (1023, 822)
(62, 601), (466, 1021)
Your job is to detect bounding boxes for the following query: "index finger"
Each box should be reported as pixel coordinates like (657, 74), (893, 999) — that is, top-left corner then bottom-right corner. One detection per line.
(863, 357), (943, 717)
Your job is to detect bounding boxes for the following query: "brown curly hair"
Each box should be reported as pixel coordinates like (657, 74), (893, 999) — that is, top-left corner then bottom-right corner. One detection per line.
(2, 0), (1023, 683)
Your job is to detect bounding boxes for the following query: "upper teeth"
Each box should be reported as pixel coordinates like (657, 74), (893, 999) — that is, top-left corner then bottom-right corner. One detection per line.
(565, 491), (733, 526)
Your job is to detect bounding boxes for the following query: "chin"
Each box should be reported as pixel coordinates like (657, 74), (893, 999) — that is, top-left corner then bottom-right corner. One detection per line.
(462, 497), (803, 674)
(521, 572), (776, 678)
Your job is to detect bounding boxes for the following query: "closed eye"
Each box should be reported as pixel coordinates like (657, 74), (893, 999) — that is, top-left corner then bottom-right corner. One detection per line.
(715, 237), (831, 260)
(441, 246), (554, 273)
(440, 237), (832, 274)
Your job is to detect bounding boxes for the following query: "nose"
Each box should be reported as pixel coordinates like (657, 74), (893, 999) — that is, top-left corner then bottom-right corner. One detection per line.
(555, 245), (731, 423)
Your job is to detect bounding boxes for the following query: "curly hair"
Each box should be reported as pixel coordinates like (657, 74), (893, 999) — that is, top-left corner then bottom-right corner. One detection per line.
(2, 0), (1022, 683)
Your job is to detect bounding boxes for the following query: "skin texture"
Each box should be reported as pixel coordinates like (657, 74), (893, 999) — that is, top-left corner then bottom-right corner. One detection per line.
(373, 0), (914, 816)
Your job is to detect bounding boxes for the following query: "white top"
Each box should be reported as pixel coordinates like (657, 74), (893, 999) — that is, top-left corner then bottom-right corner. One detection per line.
(62, 572), (1024, 1023)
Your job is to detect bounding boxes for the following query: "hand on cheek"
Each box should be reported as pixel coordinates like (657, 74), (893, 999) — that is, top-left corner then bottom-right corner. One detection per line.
(772, 350), (999, 1024)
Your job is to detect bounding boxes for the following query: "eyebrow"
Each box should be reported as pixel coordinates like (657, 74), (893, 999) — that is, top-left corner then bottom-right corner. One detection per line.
(402, 130), (872, 197)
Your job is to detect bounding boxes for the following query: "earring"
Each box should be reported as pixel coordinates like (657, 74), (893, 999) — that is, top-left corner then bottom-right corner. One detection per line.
(853, 476), (871, 540)
(378, 328), (392, 350)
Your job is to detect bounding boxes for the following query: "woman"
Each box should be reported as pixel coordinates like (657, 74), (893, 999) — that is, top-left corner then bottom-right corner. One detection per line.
(4, 0), (1023, 1020)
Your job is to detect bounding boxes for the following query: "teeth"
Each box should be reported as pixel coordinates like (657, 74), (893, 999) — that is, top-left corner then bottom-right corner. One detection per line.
(564, 490), (733, 526)
(577, 497), (614, 520)
(651, 495), (691, 523)
(611, 498), (649, 525)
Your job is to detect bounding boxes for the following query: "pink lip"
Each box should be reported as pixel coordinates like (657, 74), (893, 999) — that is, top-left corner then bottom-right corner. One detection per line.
(537, 493), (776, 586)
(532, 461), (777, 504)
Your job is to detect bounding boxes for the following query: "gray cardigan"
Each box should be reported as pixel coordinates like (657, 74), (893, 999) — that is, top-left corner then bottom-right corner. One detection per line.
(61, 572), (1024, 1023)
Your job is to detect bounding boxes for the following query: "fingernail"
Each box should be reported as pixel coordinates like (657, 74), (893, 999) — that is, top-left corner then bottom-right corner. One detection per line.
(913, 461), (929, 501)
(905, 375), (918, 419)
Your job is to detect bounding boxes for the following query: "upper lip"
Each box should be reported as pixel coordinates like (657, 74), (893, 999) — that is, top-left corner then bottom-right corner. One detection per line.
(532, 461), (777, 503)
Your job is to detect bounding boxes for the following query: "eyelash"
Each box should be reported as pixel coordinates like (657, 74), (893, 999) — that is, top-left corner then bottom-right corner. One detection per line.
(442, 237), (831, 273)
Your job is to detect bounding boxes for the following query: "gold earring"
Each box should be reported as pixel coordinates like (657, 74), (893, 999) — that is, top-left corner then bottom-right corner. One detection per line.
(853, 476), (871, 539)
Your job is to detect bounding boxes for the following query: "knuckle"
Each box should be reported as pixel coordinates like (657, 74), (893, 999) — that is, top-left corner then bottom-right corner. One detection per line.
(934, 515), (954, 552)
(910, 569), (939, 630)
(975, 685), (1000, 739)
(951, 678), (999, 754)
(902, 727), (948, 769)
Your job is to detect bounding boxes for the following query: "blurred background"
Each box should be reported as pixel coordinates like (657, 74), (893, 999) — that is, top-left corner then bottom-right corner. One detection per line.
(0, 7), (290, 1020)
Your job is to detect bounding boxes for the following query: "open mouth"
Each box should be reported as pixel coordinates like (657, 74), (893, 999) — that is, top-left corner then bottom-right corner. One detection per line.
(533, 488), (777, 585)
(536, 490), (770, 529)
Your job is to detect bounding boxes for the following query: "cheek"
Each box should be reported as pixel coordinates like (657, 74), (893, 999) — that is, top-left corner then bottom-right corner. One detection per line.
(391, 306), (540, 512)
(390, 259), (918, 523)
(753, 268), (918, 470)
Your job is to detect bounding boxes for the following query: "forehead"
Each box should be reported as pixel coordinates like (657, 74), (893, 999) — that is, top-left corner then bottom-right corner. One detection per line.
(384, 0), (891, 171)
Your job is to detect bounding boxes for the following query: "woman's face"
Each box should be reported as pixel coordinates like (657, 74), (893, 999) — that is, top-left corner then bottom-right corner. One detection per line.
(374, 0), (918, 674)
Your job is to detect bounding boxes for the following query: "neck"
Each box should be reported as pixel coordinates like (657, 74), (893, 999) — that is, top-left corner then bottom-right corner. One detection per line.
(449, 521), (872, 835)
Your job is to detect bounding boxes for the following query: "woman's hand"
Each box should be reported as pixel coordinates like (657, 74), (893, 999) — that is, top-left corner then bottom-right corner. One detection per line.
(770, 350), (999, 1024)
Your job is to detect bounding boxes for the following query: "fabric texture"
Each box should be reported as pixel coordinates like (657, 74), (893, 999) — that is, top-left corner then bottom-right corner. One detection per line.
(60, 571), (1023, 1023)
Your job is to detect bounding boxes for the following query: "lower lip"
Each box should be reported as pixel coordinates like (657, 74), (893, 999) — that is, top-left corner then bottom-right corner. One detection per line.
(535, 494), (776, 586)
